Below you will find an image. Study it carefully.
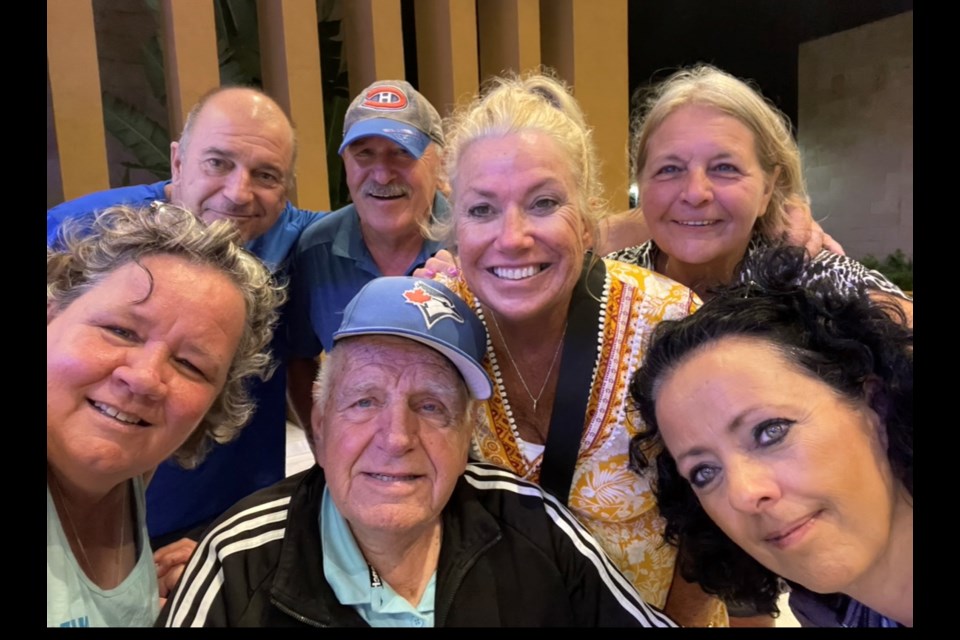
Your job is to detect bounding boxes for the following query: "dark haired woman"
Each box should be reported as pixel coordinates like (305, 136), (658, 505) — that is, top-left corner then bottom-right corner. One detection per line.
(629, 246), (912, 627)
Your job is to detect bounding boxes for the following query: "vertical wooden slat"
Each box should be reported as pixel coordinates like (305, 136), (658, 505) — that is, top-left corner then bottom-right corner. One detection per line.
(342, 0), (405, 97)
(539, 0), (574, 78)
(47, 0), (110, 199)
(477, 0), (540, 83)
(258, 0), (330, 210)
(160, 0), (220, 139)
(414, 0), (479, 115)
(542, 0), (630, 211)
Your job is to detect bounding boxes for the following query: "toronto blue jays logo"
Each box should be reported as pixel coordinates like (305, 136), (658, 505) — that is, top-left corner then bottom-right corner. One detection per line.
(362, 86), (408, 111)
(402, 282), (464, 330)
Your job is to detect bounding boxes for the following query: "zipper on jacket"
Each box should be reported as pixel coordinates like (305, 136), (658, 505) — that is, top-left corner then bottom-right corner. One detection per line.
(436, 531), (502, 625)
(270, 597), (327, 628)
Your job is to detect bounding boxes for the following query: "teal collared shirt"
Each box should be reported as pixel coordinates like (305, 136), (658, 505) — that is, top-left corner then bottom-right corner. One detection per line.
(320, 487), (436, 628)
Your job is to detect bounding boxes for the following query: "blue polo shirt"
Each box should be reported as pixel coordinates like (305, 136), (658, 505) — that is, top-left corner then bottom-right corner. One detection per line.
(289, 194), (447, 357)
(47, 183), (323, 539)
(47, 181), (169, 245)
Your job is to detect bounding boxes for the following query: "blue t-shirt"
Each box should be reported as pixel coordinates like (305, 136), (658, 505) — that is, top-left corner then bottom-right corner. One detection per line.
(289, 194), (447, 357)
(47, 183), (322, 538)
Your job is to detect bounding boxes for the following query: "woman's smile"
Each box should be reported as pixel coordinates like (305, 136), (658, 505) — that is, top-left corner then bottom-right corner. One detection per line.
(455, 131), (587, 325)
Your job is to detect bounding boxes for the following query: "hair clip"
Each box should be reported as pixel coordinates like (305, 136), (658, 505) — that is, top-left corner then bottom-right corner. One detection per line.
(530, 86), (562, 110)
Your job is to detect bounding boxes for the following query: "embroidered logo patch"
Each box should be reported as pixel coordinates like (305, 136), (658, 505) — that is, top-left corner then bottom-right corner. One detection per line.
(403, 282), (464, 329)
(362, 86), (408, 111)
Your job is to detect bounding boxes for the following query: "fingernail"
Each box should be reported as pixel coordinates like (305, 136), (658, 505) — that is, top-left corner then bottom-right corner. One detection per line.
(423, 268), (436, 278)
(446, 266), (459, 276)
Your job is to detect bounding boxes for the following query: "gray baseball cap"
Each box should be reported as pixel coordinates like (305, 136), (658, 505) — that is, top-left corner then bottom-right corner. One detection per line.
(338, 80), (445, 159)
(333, 277), (492, 400)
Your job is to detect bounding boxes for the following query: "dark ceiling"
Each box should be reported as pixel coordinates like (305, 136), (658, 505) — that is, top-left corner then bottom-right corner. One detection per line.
(628, 0), (914, 128)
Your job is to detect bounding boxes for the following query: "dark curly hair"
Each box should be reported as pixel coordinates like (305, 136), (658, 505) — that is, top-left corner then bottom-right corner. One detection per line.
(628, 245), (913, 615)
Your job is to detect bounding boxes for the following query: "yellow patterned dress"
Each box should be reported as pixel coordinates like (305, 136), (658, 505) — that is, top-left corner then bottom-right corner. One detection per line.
(437, 258), (726, 626)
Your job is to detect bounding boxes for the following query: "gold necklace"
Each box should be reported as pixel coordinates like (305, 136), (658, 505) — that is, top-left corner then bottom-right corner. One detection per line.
(487, 310), (567, 413)
(50, 474), (127, 588)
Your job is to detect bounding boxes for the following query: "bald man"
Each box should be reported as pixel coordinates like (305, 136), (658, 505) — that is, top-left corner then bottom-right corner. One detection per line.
(47, 86), (323, 605)
(49, 86), (316, 267)
(168, 87), (297, 243)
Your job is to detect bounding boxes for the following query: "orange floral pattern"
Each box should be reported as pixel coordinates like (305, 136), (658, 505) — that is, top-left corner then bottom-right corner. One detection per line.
(443, 260), (724, 622)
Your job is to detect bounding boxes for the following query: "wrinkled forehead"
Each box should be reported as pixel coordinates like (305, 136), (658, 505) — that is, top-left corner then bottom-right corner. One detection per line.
(191, 100), (295, 162)
(642, 103), (759, 159)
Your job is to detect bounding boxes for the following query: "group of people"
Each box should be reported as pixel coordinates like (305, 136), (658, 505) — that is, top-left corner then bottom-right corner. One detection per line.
(47, 62), (913, 628)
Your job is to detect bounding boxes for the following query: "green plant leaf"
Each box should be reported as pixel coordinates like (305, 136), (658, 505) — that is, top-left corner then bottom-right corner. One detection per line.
(861, 250), (913, 291)
(214, 0), (230, 44)
(102, 92), (171, 181)
(220, 0), (259, 65)
(214, 0), (261, 87)
(317, 0), (343, 23)
(142, 36), (167, 106)
(120, 160), (170, 182)
(325, 94), (350, 209)
(219, 58), (254, 87)
(224, 0), (258, 42)
(232, 42), (263, 85)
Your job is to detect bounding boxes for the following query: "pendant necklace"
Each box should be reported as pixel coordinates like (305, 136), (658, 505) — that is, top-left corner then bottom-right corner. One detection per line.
(488, 310), (567, 413)
(50, 474), (127, 588)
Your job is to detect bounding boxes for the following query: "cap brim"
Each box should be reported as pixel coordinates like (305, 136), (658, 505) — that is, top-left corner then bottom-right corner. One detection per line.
(333, 327), (492, 400)
(338, 118), (432, 158)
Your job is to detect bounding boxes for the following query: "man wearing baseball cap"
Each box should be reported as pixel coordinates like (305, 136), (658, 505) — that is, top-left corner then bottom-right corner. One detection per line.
(159, 277), (676, 628)
(287, 80), (450, 430)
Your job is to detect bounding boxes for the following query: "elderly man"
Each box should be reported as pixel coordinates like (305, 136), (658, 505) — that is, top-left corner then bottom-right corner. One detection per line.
(158, 277), (676, 627)
(46, 86), (320, 600)
(286, 80), (450, 430)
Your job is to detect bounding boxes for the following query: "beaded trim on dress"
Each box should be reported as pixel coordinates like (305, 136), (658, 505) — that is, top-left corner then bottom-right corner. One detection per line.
(473, 260), (612, 470)
(475, 302), (530, 469)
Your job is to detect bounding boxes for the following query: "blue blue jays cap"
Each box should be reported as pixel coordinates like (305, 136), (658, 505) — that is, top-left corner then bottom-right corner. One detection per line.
(333, 277), (492, 400)
(338, 80), (445, 159)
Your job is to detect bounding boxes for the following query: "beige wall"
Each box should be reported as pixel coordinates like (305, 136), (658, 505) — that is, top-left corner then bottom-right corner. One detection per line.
(47, 0), (161, 208)
(798, 11), (913, 260)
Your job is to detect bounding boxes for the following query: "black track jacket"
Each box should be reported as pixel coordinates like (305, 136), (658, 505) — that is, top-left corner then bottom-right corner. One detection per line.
(158, 463), (676, 627)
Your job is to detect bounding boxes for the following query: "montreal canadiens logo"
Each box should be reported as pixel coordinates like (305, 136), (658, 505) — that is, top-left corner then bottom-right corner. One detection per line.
(362, 86), (408, 110)
(403, 282), (464, 330)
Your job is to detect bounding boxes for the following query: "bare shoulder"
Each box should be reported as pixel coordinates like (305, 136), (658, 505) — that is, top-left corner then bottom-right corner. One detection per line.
(596, 209), (650, 255)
